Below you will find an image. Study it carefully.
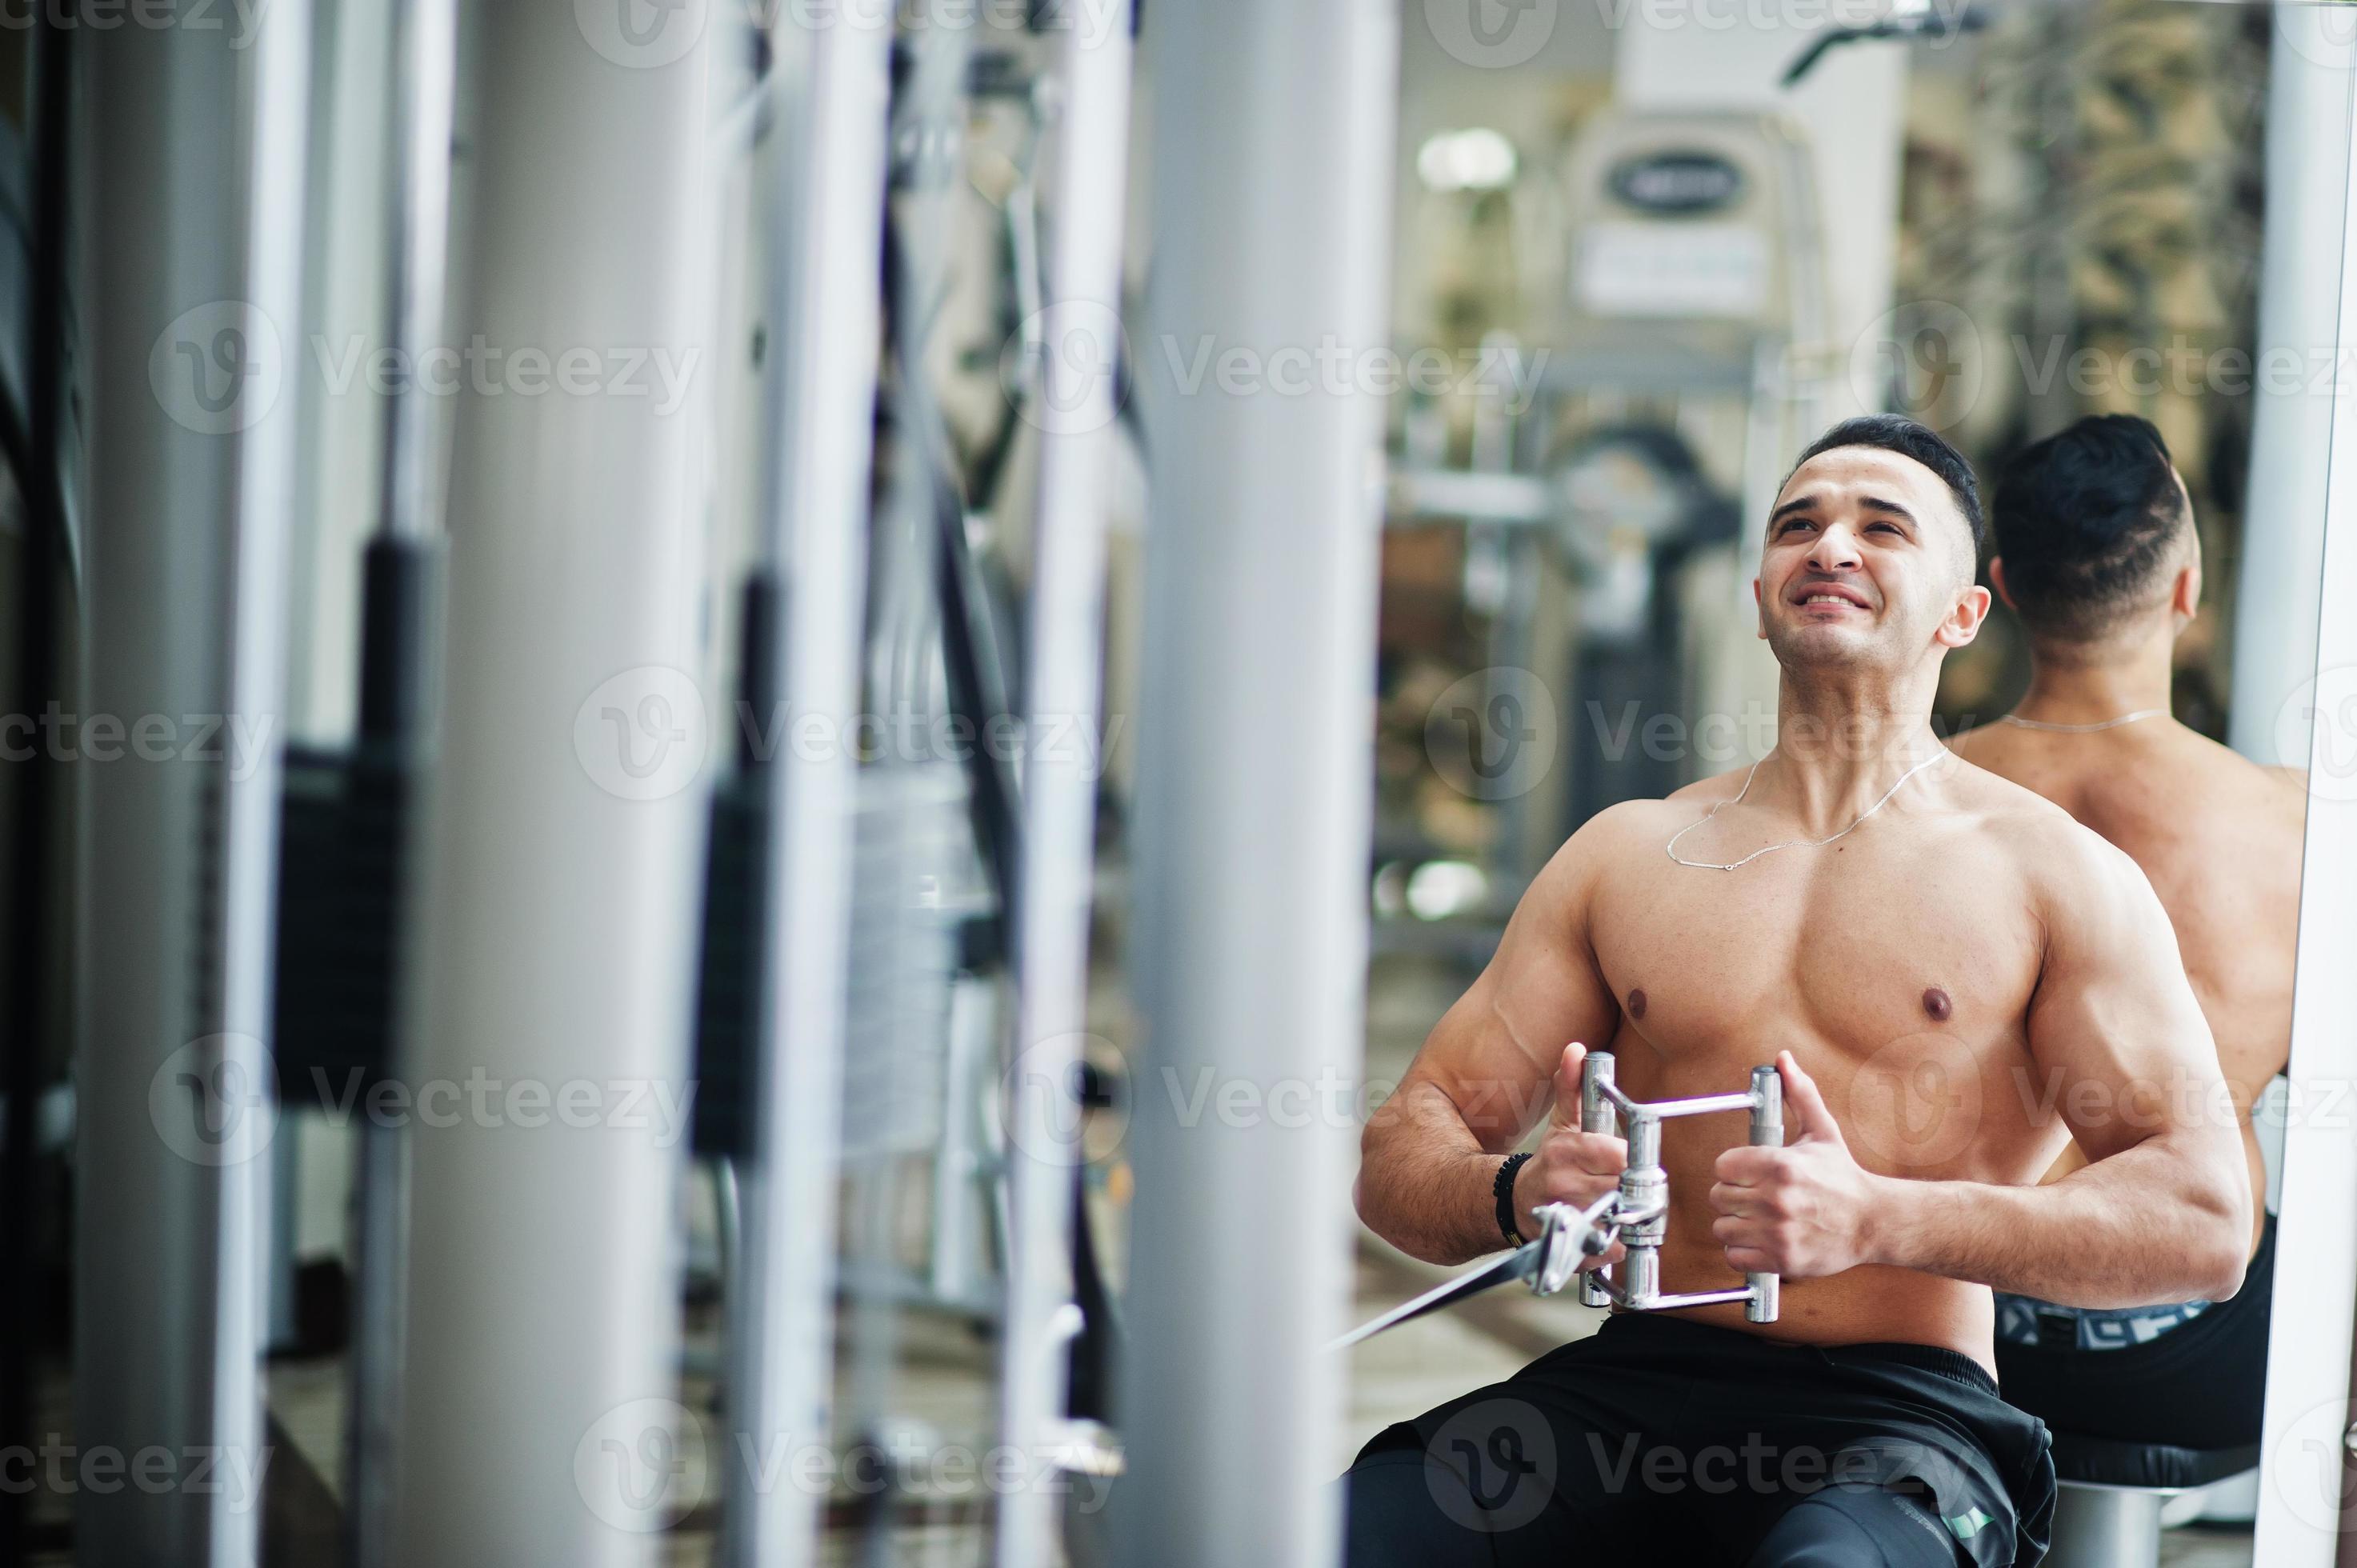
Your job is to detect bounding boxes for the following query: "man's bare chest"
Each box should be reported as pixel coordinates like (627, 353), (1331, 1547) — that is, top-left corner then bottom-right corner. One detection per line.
(1583, 833), (2044, 1161)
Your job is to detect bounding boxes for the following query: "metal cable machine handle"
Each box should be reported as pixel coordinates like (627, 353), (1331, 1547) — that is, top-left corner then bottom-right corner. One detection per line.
(1579, 1050), (1781, 1322)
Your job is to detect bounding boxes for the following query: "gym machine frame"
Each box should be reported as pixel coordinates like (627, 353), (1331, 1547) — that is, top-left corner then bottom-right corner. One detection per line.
(1334, 1051), (1781, 1350)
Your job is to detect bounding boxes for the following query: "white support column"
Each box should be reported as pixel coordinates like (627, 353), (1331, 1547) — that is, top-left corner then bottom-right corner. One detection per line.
(720, 10), (893, 1568)
(995, 6), (1135, 1564)
(387, 6), (714, 1564)
(2228, 10), (2352, 766)
(2251, 22), (2357, 1565)
(74, 5), (310, 1562)
(1114, 2), (1398, 1564)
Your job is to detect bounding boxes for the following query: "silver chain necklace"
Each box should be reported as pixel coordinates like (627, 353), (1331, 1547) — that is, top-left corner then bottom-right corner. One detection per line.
(1664, 750), (1947, 872)
(1999, 708), (2167, 734)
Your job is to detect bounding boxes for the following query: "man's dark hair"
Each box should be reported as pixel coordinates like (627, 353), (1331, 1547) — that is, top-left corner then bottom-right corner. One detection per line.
(1787, 414), (1987, 569)
(1991, 414), (2187, 642)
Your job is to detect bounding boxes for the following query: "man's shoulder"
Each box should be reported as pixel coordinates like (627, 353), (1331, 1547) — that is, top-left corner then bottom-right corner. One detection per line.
(1935, 754), (2133, 886)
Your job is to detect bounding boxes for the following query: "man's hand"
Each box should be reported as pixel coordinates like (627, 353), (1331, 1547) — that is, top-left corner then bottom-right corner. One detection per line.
(1710, 1050), (1884, 1280)
(1515, 1042), (1627, 1267)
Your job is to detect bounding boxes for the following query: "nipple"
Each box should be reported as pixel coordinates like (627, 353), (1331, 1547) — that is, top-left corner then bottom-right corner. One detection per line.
(1922, 986), (1952, 1022)
(1627, 988), (1648, 1020)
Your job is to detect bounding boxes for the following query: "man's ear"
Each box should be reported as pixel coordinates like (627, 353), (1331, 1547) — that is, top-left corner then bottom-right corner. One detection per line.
(1987, 556), (2018, 611)
(2172, 558), (2201, 622)
(1936, 584), (1993, 650)
(1752, 576), (1766, 642)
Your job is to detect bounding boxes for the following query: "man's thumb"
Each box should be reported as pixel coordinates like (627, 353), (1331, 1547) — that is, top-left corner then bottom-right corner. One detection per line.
(1778, 1050), (1841, 1144)
(1551, 1042), (1587, 1127)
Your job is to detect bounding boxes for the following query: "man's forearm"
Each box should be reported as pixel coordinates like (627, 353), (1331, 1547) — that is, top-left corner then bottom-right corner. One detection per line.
(1358, 1083), (1518, 1266)
(1865, 1136), (2249, 1306)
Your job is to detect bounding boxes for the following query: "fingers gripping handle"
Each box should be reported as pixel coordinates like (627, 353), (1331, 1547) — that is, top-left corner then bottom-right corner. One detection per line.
(1746, 1064), (1783, 1323)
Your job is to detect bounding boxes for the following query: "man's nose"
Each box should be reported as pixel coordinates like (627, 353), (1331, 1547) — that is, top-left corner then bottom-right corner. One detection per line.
(1807, 525), (1863, 573)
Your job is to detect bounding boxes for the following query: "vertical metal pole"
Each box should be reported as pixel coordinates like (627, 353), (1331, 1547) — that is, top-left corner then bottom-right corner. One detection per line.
(994, 6), (1135, 1564)
(378, 0), (460, 546)
(75, 2), (310, 1559)
(1746, 1066), (1782, 1323)
(1114, 2), (1397, 1562)
(720, 9), (892, 1567)
(386, 4), (714, 1562)
(346, 4), (456, 1558)
(1579, 1053), (1616, 1310)
(2229, 10), (2352, 766)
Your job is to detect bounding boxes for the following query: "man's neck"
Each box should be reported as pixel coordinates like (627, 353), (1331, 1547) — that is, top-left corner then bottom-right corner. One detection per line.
(1767, 670), (1948, 834)
(2015, 626), (2175, 727)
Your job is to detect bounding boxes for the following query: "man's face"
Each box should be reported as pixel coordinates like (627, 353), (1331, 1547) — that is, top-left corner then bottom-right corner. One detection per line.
(1754, 446), (1987, 672)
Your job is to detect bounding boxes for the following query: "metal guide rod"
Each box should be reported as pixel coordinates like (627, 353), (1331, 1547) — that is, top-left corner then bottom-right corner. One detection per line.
(346, 6), (459, 1562)
(386, 3), (714, 1561)
(376, 0), (460, 544)
(994, 5), (1137, 1564)
(721, 9), (893, 1567)
(74, 6), (309, 1560)
(1113, 1), (1399, 1562)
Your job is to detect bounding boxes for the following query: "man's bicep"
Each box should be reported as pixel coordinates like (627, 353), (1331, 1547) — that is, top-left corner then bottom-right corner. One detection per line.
(1407, 845), (1622, 1147)
(2028, 841), (2226, 1164)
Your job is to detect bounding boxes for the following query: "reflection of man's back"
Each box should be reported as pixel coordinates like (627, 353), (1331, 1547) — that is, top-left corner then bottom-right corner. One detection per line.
(1952, 411), (2299, 1450)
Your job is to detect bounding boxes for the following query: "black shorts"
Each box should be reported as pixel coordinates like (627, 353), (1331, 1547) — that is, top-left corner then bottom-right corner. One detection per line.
(1993, 1212), (2275, 1450)
(1339, 1312), (2054, 1568)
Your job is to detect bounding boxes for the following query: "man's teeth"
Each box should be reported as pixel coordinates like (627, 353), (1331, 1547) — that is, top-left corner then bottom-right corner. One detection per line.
(1803, 594), (1856, 606)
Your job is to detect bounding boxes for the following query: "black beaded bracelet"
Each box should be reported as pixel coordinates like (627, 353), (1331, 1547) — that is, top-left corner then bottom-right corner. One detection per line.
(1494, 1151), (1534, 1246)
